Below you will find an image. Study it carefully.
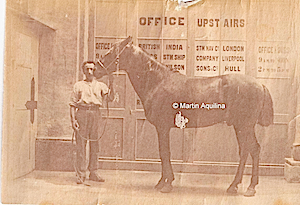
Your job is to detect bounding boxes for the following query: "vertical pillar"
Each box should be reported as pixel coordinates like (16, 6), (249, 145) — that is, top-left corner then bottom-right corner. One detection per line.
(88, 0), (95, 60)
(293, 0), (300, 148)
(292, 0), (300, 163)
(84, 0), (89, 61)
(284, 0), (300, 183)
(76, 0), (81, 81)
(78, 0), (85, 81)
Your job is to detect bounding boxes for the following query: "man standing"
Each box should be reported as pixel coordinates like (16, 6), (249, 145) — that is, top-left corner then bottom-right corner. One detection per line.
(70, 61), (114, 184)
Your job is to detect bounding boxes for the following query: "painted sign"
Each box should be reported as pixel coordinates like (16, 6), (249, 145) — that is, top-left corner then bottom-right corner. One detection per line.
(162, 1), (187, 39)
(194, 41), (245, 76)
(138, 39), (161, 62)
(95, 38), (119, 61)
(220, 41), (246, 75)
(256, 42), (291, 78)
(194, 40), (220, 76)
(138, 1), (163, 38)
(138, 1), (187, 39)
(162, 39), (187, 75)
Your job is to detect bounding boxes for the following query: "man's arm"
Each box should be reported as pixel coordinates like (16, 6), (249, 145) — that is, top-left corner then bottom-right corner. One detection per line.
(70, 85), (79, 130)
(70, 106), (79, 130)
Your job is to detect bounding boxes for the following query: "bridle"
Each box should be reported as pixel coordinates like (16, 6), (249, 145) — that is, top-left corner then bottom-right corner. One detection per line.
(97, 40), (130, 75)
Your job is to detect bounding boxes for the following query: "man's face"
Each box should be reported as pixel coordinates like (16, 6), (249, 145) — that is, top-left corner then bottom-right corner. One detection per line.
(83, 63), (95, 80)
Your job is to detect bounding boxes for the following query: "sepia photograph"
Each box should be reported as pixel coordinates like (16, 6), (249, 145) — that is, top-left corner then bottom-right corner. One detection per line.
(1, 0), (300, 204)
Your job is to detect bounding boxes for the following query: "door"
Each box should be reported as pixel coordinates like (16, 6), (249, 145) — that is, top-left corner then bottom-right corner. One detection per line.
(8, 24), (39, 179)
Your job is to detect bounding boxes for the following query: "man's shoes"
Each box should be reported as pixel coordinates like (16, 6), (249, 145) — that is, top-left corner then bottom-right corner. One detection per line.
(89, 172), (105, 182)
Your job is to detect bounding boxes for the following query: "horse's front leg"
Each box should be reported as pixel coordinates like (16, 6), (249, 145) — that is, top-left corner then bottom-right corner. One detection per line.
(155, 127), (174, 193)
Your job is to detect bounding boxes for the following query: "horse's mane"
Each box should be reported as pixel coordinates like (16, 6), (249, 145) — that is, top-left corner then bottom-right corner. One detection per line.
(132, 45), (180, 73)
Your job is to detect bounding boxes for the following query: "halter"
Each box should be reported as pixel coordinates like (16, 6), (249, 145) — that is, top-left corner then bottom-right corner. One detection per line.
(97, 40), (130, 75)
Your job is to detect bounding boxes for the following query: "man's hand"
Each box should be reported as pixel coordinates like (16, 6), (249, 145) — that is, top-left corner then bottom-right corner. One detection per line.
(72, 120), (80, 130)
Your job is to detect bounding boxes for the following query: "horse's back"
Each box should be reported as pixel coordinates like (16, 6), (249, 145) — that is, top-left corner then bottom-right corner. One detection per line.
(185, 74), (270, 127)
(221, 74), (273, 127)
(145, 73), (273, 128)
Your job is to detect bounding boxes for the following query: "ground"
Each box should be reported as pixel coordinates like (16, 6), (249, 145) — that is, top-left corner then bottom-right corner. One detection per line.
(2, 170), (300, 205)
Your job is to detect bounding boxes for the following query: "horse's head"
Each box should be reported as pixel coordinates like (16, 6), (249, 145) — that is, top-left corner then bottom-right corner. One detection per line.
(94, 36), (132, 79)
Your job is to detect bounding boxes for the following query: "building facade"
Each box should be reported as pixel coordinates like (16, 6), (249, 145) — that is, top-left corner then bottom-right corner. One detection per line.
(3, 0), (300, 192)
(91, 0), (300, 175)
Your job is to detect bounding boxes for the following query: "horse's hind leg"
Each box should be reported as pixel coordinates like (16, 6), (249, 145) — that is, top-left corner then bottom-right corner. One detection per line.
(155, 127), (174, 193)
(244, 130), (261, 197)
(227, 126), (250, 194)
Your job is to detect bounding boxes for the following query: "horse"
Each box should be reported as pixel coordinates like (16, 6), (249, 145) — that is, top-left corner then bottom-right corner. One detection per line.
(94, 36), (274, 197)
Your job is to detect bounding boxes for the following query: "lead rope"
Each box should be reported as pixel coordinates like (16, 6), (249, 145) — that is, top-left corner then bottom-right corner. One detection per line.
(73, 99), (110, 142)
(72, 41), (126, 184)
(116, 43), (120, 77)
(72, 96), (110, 185)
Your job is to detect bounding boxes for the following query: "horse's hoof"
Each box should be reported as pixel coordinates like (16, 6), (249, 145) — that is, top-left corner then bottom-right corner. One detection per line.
(226, 186), (238, 194)
(244, 187), (256, 197)
(160, 184), (173, 193)
(155, 181), (165, 190)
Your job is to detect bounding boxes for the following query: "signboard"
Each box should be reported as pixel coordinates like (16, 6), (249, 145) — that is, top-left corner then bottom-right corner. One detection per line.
(95, 38), (119, 61)
(138, 39), (161, 62)
(256, 42), (291, 78)
(138, 1), (187, 39)
(162, 39), (187, 75)
(194, 2), (247, 41)
(194, 41), (245, 76)
(220, 41), (246, 75)
(194, 40), (220, 76)
(194, 2), (221, 40)
(220, 1), (247, 41)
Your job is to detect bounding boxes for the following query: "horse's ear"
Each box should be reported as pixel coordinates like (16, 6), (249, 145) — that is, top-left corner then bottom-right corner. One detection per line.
(126, 36), (132, 43)
(122, 36), (132, 46)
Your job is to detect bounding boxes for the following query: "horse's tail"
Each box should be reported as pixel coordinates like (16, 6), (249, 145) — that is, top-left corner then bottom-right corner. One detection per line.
(258, 85), (274, 126)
